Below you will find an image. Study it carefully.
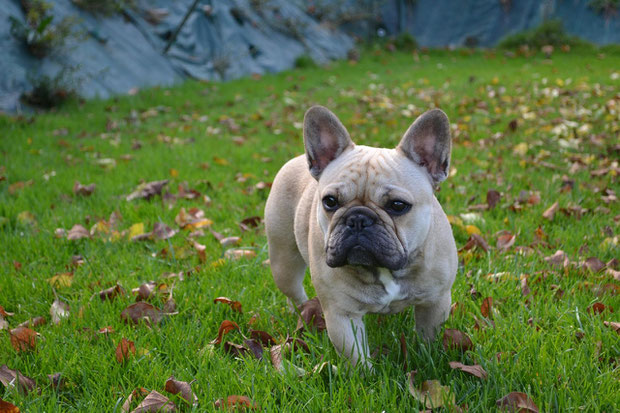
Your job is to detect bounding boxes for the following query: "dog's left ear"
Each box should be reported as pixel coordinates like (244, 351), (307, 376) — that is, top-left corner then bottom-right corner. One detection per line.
(397, 109), (451, 186)
(303, 105), (354, 179)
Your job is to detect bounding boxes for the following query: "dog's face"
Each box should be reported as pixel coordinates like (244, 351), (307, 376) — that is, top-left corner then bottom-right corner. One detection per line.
(303, 106), (451, 271)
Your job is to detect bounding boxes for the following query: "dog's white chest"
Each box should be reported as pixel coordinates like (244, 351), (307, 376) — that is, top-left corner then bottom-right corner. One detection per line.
(377, 269), (406, 306)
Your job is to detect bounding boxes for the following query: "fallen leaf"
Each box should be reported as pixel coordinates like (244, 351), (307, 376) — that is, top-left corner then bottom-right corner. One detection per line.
(448, 361), (488, 379)
(174, 208), (212, 230)
(0, 398), (19, 413)
(9, 327), (39, 352)
(588, 302), (612, 314)
(131, 390), (176, 412)
(96, 283), (126, 301)
(214, 297), (242, 313)
(487, 189), (501, 209)
(480, 297), (493, 318)
(542, 201), (559, 221)
(120, 302), (163, 326)
(496, 392), (539, 412)
(220, 236), (241, 247)
(583, 257), (605, 273)
(214, 395), (258, 410)
(50, 299), (70, 325)
(407, 373), (455, 409)
(73, 181), (96, 196)
(115, 338), (136, 363)
(47, 272), (73, 288)
(152, 222), (177, 240)
(295, 297), (326, 333)
(48, 372), (66, 390)
(270, 337), (310, 372)
(122, 388), (150, 413)
(545, 250), (569, 268)
(67, 224), (90, 240)
(249, 330), (276, 347)
(442, 329), (473, 352)
(126, 180), (169, 201)
(164, 376), (197, 406)
(223, 341), (250, 358)
(239, 216), (261, 232)
(0, 365), (37, 395)
(17, 316), (46, 329)
(460, 234), (490, 253)
(134, 282), (157, 301)
(224, 249), (256, 260)
(243, 339), (264, 360)
(210, 320), (239, 344)
(496, 232), (516, 251)
(603, 321), (619, 335)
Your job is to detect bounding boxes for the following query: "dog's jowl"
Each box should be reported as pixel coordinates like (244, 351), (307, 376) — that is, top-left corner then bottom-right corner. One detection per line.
(265, 106), (457, 368)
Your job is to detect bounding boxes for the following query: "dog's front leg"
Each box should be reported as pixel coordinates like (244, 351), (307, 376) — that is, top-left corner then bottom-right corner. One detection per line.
(414, 291), (451, 340)
(324, 309), (371, 368)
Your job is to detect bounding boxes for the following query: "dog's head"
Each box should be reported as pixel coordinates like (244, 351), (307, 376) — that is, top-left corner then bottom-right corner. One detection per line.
(303, 105), (452, 270)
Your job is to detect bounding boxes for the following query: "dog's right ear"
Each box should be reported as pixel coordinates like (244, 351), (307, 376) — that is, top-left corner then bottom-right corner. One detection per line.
(303, 106), (354, 179)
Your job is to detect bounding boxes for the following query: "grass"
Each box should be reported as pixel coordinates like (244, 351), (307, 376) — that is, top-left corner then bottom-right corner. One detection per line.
(1, 47), (619, 411)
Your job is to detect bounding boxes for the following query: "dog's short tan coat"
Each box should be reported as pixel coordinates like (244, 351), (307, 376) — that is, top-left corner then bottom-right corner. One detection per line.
(265, 106), (457, 367)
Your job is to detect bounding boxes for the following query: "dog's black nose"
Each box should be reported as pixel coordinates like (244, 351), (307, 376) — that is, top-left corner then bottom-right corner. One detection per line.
(345, 207), (376, 232)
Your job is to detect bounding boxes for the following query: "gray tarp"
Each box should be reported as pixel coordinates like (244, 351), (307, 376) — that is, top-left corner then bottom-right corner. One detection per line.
(1, 0), (617, 113)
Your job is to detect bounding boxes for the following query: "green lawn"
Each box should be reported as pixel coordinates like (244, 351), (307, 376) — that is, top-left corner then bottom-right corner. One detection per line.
(1, 48), (618, 412)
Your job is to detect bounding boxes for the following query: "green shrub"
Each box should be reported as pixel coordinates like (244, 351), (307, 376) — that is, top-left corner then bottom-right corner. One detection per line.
(294, 54), (317, 69)
(391, 32), (418, 51)
(71, 0), (134, 16)
(497, 19), (592, 50)
(9, 0), (78, 58)
(22, 67), (80, 109)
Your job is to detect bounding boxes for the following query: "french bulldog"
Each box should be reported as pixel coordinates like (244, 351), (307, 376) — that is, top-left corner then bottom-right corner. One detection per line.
(264, 106), (457, 367)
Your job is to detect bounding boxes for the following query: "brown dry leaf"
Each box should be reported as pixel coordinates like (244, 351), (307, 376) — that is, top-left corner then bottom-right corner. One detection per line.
(407, 373), (455, 409)
(122, 388), (150, 413)
(0, 365), (37, 395)
(126, 180), (169, 201)
(152, 222), (177, 240)
(50, 299), (70, 325)
(542, 201), (559, 221)
(73, 181), (96, 196)
(48, 373), (66, 390)
(131, 390), (176, 412)
(9, 327), (39, 352)
(164, 376), (197, 406)
(270, 337), (310, 372)
(239, 216), (262, 232)
(220, 236), (241, 247)
(214, 297), (242, 313)
(174, 208), (211, 230)
(0, 317), (7, 331)
(17, 316), (46, 329)
(545, 250), (569, 268)
(0, 397), (20, 413)
(583, 257), (606, 273)
(96, 283), (126, 301)
(295, 297), (326, 333)
(214, 395), (258, 410)
(120, 302), (163, 326)
(224, 249), (256, 260)
(249, 330), (276, 347)
(496, 392), (539, 412)
(115, 338), (136, 363)
(496, 232), (516, 251)
(448, 361), (488, 379)
(588, 302), (612, 314)
(223, 341), (249, 358)
(67, 224), (90, 240)
(244, 339), (264, 360)
(133, 282), (157, 302)
(442, 329), (473, 352)
(480, 297), (493, 318)
(0, 307), (13, 318)
(460, 234), (490, 253)
(487, 189), (501, 210)
(210, 320), (240, 345)
(603, 321), (620, 335)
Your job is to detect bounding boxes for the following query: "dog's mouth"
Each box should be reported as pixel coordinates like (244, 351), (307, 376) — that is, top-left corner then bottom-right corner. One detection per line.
(326, 236), (407, 270)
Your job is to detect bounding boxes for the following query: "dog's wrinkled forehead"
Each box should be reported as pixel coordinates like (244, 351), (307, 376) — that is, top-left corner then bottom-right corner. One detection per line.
(319, 146), (433, 202)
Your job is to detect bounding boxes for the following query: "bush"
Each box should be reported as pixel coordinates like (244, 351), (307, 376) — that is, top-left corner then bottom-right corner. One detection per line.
(71, 0), (134, 16)
(9, 0), (78, 58)
(22, 68), (80, 109)
(294, 54), (317, 69)
(391, 32), (418, 51)
(497, 19), (592, 50)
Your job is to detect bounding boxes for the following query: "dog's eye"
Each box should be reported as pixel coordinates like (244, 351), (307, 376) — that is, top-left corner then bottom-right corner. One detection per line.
(386, 200), (411, 215)
(322, 195), (339, 211)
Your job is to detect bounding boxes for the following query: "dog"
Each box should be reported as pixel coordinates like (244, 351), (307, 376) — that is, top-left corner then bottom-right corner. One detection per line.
(264, 106), (457, 368)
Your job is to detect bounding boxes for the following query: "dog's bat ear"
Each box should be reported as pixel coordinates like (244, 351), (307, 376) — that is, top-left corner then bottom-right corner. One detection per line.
(303, 105), (353, 179)
(397, 109), (452, 186)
